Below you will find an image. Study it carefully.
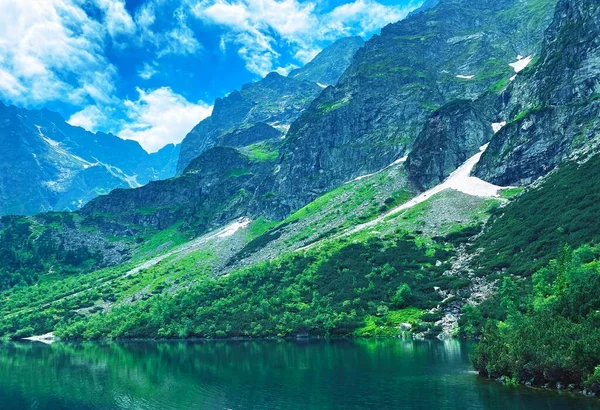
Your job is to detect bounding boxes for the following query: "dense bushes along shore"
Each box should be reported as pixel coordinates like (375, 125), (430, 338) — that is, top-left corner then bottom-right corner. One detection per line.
(471, 245), (600, 394)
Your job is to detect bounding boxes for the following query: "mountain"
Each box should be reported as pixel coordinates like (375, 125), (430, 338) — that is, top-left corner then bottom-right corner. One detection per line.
(176, 36), (366, 174)
(19, 34), (367, 239)
(288, 36), (365, 86)
(474, 0), (600, 185)
(408, 0), (439, 16)
(273, 0), (559, 213)
(176, 72), (320, 174)
(0, 102), (179, 216)
(4, 0), (600, 394)
(3, 0), (561, 237)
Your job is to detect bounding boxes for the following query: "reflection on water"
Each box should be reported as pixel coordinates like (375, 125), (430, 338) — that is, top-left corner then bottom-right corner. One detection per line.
(0, 339), (598, 409)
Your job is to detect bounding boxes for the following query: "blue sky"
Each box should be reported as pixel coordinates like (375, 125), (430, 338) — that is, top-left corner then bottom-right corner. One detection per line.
(0, 0), (420, 152)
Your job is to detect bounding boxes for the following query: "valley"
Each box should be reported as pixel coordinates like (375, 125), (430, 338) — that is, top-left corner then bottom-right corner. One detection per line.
(1, 0), (600, 404)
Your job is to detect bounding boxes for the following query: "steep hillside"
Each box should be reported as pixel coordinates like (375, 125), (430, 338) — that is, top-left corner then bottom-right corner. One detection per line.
(176, 36), (367, 174)
(288, 36), (365, 86)
(475, 152), (600, 276)
(273, 0), (558, 213)
(0, 143), (506, 340)
(0, 102), (179, 216)
(475, 0), (600, 184)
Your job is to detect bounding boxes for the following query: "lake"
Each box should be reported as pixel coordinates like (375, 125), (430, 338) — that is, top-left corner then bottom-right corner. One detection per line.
(0, 339), (598, 409)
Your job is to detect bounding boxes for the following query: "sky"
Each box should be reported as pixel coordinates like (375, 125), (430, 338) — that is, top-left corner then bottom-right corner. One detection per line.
(0, 0), (420, 152)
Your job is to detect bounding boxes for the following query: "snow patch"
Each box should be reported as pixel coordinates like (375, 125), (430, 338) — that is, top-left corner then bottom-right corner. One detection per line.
(509, 55), (532, 73)
(299, 147), (510, 252)
(97, 162), (142, 188)
(510, 74), (517, 82)
(42, 136), (60, 147)
(316, 82), (328, 89)
(23, 332), (56, 344)
(348, 156), (408, 183)
(216, 217), (252, 238)
(392, 156), (408, 165)
(69, 153), (94, 168)
(391, 145), (504, 212)
(270, 122), (291, 134)
(492, 122), (506, 133)
(123, 218), (252, 279)
(37, 125), (94, 169)
(124, 174), (141, 189)
(456, 75), (474, 80)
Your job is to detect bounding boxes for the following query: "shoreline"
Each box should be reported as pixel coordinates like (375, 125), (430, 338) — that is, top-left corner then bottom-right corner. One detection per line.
(485, 374), (598, 400)
(10, 335), (600, 400)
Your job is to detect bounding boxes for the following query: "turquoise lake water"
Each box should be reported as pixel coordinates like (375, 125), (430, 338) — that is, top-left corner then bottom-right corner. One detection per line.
(1, 339), (599, 409)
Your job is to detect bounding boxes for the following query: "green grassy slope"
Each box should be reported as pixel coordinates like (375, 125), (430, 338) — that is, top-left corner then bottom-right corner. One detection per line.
(474, 154), (600, 276)
(0, 158), (502, 340)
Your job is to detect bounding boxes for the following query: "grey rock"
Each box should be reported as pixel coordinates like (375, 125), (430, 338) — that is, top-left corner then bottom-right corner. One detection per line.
(0, 102), (179, 216)
(274, 0), (558, 213)
(475, 0), (600, 184)
(406, 99), (493, 190)
(289, 36), (365, 86)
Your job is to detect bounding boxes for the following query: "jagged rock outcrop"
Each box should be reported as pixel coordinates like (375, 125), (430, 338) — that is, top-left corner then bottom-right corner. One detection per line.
(176, 73), (322, 174)
(176, 37), (368, 174)
(83, 146), (277, 234)
(406, 100), (493, 190)
(288, 36), (365, 86)
(408, 0), (439, 16)
(475, 0), (600, 185)
(273, 0), (558, 213)
(0, 102), (179, 216)
(219, 123), (282, 147)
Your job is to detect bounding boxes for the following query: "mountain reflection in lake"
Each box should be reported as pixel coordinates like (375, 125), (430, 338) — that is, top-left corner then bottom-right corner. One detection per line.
(0, 339), (598, 409)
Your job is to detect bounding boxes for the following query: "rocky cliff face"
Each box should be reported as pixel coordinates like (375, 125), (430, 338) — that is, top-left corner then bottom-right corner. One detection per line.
(176, 73), (321, 174)
(475, 0), (600, 185)
(273, 0), (558, 213)
(406, 99), (493, 190)
(78, 0), (563, 231)
(176, 37), (368, 174)
(0, 102), (179, 216)
(218, 123), (282, 149)
(83, 145), (277, 234)
(288, 37), (365, 86)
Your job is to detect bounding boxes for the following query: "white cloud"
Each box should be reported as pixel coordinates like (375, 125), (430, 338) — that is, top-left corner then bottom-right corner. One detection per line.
(190, 0), (418, 76)
(327, 0), (414, 37)
(92, 0), (136, 37)
(0, 67), (26, 98)
(136, 2), (203, 58)
(119, 87), (213, 152)
(0, 0), (118, 106)
(67, 105), (106, 131)
(139, 62), (158, 80)
(274, 63), (299, 76)
(294, 47), (321, 64)
(159, 25), (203, 57)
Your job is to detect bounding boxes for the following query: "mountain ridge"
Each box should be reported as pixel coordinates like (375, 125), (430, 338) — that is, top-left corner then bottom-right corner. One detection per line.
(0, 102), (180, 216)
(3, 3), (600, 397)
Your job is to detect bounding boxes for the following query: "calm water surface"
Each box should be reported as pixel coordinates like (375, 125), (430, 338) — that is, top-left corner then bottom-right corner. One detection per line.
(0, 339), (599, 409)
